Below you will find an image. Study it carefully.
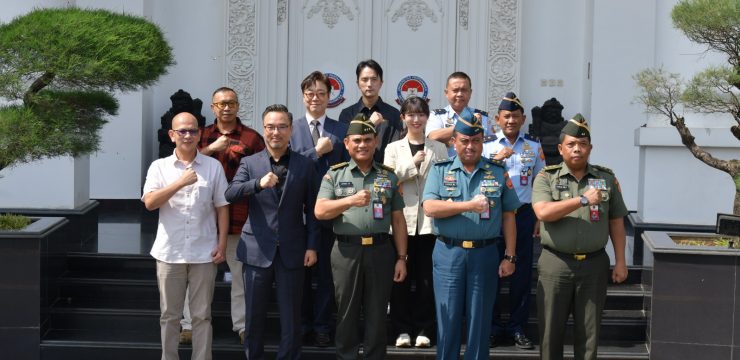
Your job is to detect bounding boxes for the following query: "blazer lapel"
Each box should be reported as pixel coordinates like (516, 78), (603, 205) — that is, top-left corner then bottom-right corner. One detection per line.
(420, 139), (435, 176)
(259, 151), (280, 204)
(278, 151), (294, 206)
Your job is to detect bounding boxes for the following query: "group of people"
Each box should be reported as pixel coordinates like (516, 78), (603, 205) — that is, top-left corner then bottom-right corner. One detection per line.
(142, 59), (629, 360)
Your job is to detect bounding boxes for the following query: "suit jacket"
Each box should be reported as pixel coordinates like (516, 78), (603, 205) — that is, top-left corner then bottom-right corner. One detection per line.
(290, 115), (349, 177)
(383, 137), (448, 236)
(338, 97), (403, 163)
(225, 149), (319, 269)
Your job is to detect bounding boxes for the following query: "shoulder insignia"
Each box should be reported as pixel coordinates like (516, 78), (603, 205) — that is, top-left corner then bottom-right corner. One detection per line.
(379, 164), (395, 172)
(330, 162), (349, 170)
(433, 108), (447, 115)
(485, 158), (505, 168)
(483, 134), (497, 143)
(523, 133), (539, 142)
(543, 164), (562, 172)
(592, 164), (614, 175)
(473, 108), (489, 117)
(433, 158), (452, 165)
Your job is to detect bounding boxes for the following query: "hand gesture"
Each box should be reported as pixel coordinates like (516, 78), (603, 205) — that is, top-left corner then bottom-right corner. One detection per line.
(470, 194), (488, 214)
(211, 245), (226, 264)
(582, 186), (602, 206)
(179, 167), (198, 187)
(412, 150), (426, 167)
(260, 172), (279, 189)
(304, 250), (317, 267)
(208, 135), (230, 153)
(393, 259), (407, 282)
(315, 137), (333, 156)
(494, 147), (514, 160)
(349, 189), (371, 207)
(612, 262), (628, 283)
(369, 111), (384, 126)
(498, 259), (515, 278)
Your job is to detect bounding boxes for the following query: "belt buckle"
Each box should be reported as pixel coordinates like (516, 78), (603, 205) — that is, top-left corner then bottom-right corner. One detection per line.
(462, 241), (474, 249)
(574, 254), (586, 261)
(361, 236), (373, 246)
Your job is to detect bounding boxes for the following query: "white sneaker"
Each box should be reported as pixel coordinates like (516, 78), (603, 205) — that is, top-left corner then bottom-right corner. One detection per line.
(415, 335), (431, 348)
(395, 333), (411, 347)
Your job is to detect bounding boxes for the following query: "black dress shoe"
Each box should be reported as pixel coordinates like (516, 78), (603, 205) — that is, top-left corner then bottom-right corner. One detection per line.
(315, 332), (332, 347)
(513, 332), (534, 350)
(489, 334), (506, 348)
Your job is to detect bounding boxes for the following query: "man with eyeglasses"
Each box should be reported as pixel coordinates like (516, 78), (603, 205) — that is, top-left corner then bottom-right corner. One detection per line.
(289, 71), (349, 347)
(180, 87), (264, 345)
(422, 109), (520, 360)
(226, 104), (319, 359)
(142, 112), (229, 360)
(338, 59), (402, 163)
(426, 72), (494, 157)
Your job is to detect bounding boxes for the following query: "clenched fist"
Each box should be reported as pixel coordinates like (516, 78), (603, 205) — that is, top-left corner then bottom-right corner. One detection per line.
(179, 167), (198, 187)
(582, 187), (602, 206)
(208, 135), (230, 153)
(369, 111), (385, 127)
(315, 137), (333, 156)
(412, 150), (426, 167)
(260, 172), (279, 189)
(349, 189), (371, 207)
(493, 147), (514, 161)
(470, 194), (488, 214)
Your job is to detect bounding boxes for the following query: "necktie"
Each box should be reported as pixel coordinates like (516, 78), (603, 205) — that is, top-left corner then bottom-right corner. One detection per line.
(311, 120), (320, 145)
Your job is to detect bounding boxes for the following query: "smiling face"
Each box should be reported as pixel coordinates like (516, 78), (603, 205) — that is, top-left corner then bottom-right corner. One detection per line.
(262, 111), (292, 151)
(496, 109), (525, 139)
(344, 133), (377, 163)
(211, 90), (239, 124)
(558, 134), (592, 170)
(444, 77), (472, 113)
(169, 112), (201, 156)
(303, 80), (329, 118)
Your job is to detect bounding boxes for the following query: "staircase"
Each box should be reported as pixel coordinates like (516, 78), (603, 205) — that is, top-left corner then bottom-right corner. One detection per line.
(39, 201), (649, 359)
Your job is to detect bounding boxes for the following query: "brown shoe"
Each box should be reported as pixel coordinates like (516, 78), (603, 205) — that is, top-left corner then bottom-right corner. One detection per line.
(239, 330), (245, 345)
(179, 329), (192, 344)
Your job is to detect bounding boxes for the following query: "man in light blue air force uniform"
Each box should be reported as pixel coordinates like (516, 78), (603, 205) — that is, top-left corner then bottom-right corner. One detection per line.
(422, 108), (521, 360)
(483, 92), (545, 350)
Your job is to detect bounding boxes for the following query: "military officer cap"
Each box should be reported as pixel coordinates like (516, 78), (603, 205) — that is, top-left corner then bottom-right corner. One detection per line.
(453, 107), (484, 136)
(561, 113), (590, 139)
(346, 113), (377, 136)
(499, 91), (524, 112)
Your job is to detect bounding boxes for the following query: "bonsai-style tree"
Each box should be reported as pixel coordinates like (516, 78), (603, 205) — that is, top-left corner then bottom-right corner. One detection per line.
(0, 7), (173, 172)
(635, 0), (740, 215)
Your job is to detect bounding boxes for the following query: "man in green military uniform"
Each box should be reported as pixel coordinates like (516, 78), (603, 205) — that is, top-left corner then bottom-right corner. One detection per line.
(532, 114), (629, 360)
(314, 114), (408, 360)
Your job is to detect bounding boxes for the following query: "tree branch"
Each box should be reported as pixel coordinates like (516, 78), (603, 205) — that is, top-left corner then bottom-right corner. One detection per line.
(674, 116), (739, 174)
(23, 71), (55, 103)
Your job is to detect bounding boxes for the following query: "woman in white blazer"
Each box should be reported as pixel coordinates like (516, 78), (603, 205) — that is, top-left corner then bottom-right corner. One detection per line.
(384, 96), (448, 348)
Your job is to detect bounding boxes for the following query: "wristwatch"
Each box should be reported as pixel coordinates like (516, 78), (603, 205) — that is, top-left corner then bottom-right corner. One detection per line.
(580, 195), (589, 207)
(503, 254), (517, 263)
(397, 254), (408, 262)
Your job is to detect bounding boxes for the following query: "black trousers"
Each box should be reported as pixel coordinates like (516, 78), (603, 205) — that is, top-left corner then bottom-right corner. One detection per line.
(390, 233), (436, 338)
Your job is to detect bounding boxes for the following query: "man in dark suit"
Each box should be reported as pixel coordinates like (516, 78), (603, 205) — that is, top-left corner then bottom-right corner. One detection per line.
(290, 71), (349, 347)
(225, 104), (319, 360)
(338, 59), (402, 163)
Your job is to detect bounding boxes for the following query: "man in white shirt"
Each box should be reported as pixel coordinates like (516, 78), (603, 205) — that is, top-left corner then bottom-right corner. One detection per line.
(142, 112), (230, 360)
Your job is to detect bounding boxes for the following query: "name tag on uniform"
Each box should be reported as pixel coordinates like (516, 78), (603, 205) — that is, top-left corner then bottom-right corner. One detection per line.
(335, 182), (356, 197)
(372, 200), (384, 220)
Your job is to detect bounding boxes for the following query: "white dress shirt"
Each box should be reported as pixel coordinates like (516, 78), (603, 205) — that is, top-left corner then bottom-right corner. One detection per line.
(142, 151), (229, 263)
(306, 113), (327, 137)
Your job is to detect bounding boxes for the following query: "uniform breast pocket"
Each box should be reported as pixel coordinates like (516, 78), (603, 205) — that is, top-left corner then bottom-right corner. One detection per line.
(550, 186), (563, 201)
(440, 187), (461, 200)
(194, 180), (214, 207)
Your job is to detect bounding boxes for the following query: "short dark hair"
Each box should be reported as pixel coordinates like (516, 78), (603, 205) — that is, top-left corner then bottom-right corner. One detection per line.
(355, 59), (383, 81)
(446, 72), (472, 89)
(301, 71), (331, 93)
(262, 104), (292, 125)
(400, 96), (430, 117)
(212, 86), (238, 102)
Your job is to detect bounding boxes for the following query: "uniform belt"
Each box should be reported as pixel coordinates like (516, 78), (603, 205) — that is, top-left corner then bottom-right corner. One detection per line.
(543, 246), (604, 261)
(438, 236), (501, 249)
(336, 234), (389, 246)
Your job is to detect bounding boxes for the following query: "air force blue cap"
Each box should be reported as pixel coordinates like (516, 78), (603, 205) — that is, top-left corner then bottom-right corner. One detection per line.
(499, 92), (524, 112)
(453, 107), (484, 136)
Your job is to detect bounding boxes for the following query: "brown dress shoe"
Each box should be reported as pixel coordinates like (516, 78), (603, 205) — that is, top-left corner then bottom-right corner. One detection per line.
(179, 329), (192, 344)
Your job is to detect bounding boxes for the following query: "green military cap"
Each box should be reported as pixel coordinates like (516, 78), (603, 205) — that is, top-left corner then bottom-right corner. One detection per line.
(561, 113), (590, 138)
(499, 91), (524, 112)
(346, 113), (376, 136)
(453, 107), (484, 136)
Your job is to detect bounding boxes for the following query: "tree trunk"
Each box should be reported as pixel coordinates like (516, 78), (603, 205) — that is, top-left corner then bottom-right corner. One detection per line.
(735, 174), (740, 216)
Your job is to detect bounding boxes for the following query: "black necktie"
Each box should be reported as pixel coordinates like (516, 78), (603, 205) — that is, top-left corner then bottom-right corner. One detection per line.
(311, 120), (320, 145)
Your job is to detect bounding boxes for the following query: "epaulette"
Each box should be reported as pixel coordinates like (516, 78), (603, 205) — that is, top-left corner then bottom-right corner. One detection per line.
(592, 164), (614, 175)
(474, 108), (489, 117)
(483, 134), (497, 143)
(379, 164), (395, 172)
(330, 162), (349, 170)
(433, 108), (447, 115)
(485, 158), (505, 168)
(523, 133), (539, 142)
(432, 158), (452, 165)
(543, 164), (562, 172)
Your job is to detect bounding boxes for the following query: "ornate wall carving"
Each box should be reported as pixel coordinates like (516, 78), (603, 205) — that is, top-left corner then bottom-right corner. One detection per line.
(227, 0), (256, 125)
(388, 0), (439, 31)
(304, 0), (358, 29)
(487, 0), (518, 112)
(278, 0), (287, 25)
(458, 0), (469, 30)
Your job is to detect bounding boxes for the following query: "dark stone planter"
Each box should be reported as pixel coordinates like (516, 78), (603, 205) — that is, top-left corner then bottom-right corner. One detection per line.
(0, 200), (98, 251)
(642, 231), (740, 360)
(628, 213), (715, 265)
(0, 217), (68, 360)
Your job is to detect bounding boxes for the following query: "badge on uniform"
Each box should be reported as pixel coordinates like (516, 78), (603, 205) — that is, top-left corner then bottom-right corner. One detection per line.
(588, 178), (607, 190)
(520, 167), (529, 186)
(480, 204), (490, 220)
(335, 182), (356, 197)
(373, 200), (384, 220)
(589, 204), (600, 221)
(555, 179), (568, 191)
(443, 172), (457, 188)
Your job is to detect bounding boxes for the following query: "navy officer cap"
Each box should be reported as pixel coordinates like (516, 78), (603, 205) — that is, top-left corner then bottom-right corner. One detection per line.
(453, 107), (484, 136)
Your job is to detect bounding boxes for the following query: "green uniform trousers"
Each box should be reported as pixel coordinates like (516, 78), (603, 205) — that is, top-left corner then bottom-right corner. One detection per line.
(331, 239), (395, 360)
(537, 248), (609, 360)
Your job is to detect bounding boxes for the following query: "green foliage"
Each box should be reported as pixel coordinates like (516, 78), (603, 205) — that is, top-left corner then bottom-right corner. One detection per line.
(633, 68), (684, 121)
(672, 0), (740, 66)
(0, 214), (31, 230)
(683, 66), (740, 114)
(0, 7), (173, 171)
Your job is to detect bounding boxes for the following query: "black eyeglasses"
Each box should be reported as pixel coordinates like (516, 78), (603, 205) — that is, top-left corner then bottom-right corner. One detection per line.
(173, 128), (199, 136)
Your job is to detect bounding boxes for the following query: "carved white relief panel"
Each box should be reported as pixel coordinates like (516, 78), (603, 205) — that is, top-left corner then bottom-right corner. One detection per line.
(487, 0), (519, 112)
(304, 0), (359, 29)
(387, 0), (439, 31)
(226, 0), (256, 126)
